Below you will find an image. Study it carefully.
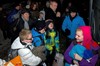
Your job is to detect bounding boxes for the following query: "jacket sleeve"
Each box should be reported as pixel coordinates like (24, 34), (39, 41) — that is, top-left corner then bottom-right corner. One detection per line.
(62, 16), (68, 32)
(18, 48), (42, 66)
(79, 54), (98, 66)
(55, 32), (60, 52)
(79, 17), (86, 26)
(64, 42), (74, 64)
(33, 37), (42, 47)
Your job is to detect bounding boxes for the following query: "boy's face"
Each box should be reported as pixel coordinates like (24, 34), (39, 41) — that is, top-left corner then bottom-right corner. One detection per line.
(48, 22), (54, 29)
(39, 28), (46, 34)
(75, 30), (83, 43)
(22, 33), (33, 44)
(22, 12), (30, 21)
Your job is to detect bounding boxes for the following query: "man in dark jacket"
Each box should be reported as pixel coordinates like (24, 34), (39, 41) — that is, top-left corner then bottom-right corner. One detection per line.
(10, 8), (35, 43)
(45, 0), (61, 31)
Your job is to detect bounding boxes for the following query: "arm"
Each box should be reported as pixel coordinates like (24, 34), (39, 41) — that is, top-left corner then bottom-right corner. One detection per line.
(33, 37), (42, 47)
(74, 53), (98, 66)
(79, 17), (86, 26)
(55, 32), (60, 52)
(62, 17), (68, 32)
(18, 48), (42, 66)
(64, 42), (74, 64)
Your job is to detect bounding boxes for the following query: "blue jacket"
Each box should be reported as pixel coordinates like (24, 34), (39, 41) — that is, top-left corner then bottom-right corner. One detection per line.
(69, 44), (86, 60)
(31, 28), (45, 47)
(62, 15), (85, 39)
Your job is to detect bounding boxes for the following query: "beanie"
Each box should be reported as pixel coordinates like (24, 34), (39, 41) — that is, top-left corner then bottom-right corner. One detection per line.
(35, 20), (46, 31)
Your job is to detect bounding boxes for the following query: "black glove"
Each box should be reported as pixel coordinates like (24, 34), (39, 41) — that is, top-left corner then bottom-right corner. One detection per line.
(65, 29), (70, 36)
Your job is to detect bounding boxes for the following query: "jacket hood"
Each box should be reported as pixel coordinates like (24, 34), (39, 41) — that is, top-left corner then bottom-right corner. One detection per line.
(79, 26), (99, 49)
(11, 37), (25, 49)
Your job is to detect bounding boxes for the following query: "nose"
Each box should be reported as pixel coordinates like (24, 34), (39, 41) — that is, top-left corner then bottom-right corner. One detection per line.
(75, 35), (77, 39)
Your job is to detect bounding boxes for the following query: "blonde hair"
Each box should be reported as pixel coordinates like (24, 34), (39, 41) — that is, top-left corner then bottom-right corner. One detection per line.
(76, 28), (82, 32)
(19, 29), (31, 41)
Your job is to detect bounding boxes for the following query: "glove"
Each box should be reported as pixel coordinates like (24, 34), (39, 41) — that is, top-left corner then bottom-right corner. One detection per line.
(65, 29), (70, 36)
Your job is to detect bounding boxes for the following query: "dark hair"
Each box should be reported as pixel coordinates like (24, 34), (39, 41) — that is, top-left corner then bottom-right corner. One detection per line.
(69, 6), (77, 13)
(45, 19), (53, 28)
(20, 8), (30, 14)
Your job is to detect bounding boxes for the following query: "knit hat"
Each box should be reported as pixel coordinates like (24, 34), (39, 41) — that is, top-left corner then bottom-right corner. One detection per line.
(35, 20), (46, 31)
(79, 26), (99, 49)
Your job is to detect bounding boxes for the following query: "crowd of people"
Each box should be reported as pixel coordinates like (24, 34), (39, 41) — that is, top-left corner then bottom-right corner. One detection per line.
(0, 0), (100, 66)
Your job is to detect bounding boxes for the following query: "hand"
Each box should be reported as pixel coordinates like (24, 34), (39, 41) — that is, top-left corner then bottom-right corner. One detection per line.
(74, 54), (82, 61)
(73, 60), (79, 66)
(56, 12), (61, 17)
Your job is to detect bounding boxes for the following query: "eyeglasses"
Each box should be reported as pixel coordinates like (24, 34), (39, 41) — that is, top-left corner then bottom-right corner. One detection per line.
(26, 38), (33, 40)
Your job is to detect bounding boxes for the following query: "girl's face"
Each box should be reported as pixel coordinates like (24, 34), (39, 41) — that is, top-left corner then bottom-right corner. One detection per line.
(75, 30), (83, 43)
(48, 22), (54, 29)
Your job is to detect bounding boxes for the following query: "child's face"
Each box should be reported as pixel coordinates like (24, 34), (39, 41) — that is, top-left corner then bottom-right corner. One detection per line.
(75, 30), (83, 43)
(48, 22), (54, 29)
(39, 13), (44, 18)
(39, 28), (46, 33)
(22, 33), (33, 44)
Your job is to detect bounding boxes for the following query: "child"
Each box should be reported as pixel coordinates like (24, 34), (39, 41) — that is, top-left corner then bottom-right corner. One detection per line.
(45, 19), (60, 66)
(31, 20), (47, 61)
(64, 26), (100, 66)
(31, 20), (46, 47)
(38, 10), (45, 20)
(69, 44), (93, 66)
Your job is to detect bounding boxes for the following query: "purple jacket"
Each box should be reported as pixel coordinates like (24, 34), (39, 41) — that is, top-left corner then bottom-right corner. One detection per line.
(64, 42), (99, 66)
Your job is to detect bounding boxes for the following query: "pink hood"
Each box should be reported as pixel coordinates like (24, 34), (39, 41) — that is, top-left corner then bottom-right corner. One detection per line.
(79, 26), (99, 49)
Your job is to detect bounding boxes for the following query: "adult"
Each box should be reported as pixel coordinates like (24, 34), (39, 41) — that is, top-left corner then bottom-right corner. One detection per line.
(64, 26), (100, 66)
(62, 6), (85, 48)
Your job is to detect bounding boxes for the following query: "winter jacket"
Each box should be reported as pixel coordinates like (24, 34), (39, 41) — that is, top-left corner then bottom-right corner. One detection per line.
(11, 37), (42, 66)
(45, 29), (60, 52)
(31, 28), (45, 47)
(62, 15), (85, 39)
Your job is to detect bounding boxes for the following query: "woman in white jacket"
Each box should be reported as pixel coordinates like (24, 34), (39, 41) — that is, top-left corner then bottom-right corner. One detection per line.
(11, 29), (42, 66)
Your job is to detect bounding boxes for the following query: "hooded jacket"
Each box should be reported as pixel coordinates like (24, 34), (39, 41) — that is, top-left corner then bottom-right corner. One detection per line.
(11, 37), (42, 66)
(79, 26), (99, 50)
(31, 28), (45, 47)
